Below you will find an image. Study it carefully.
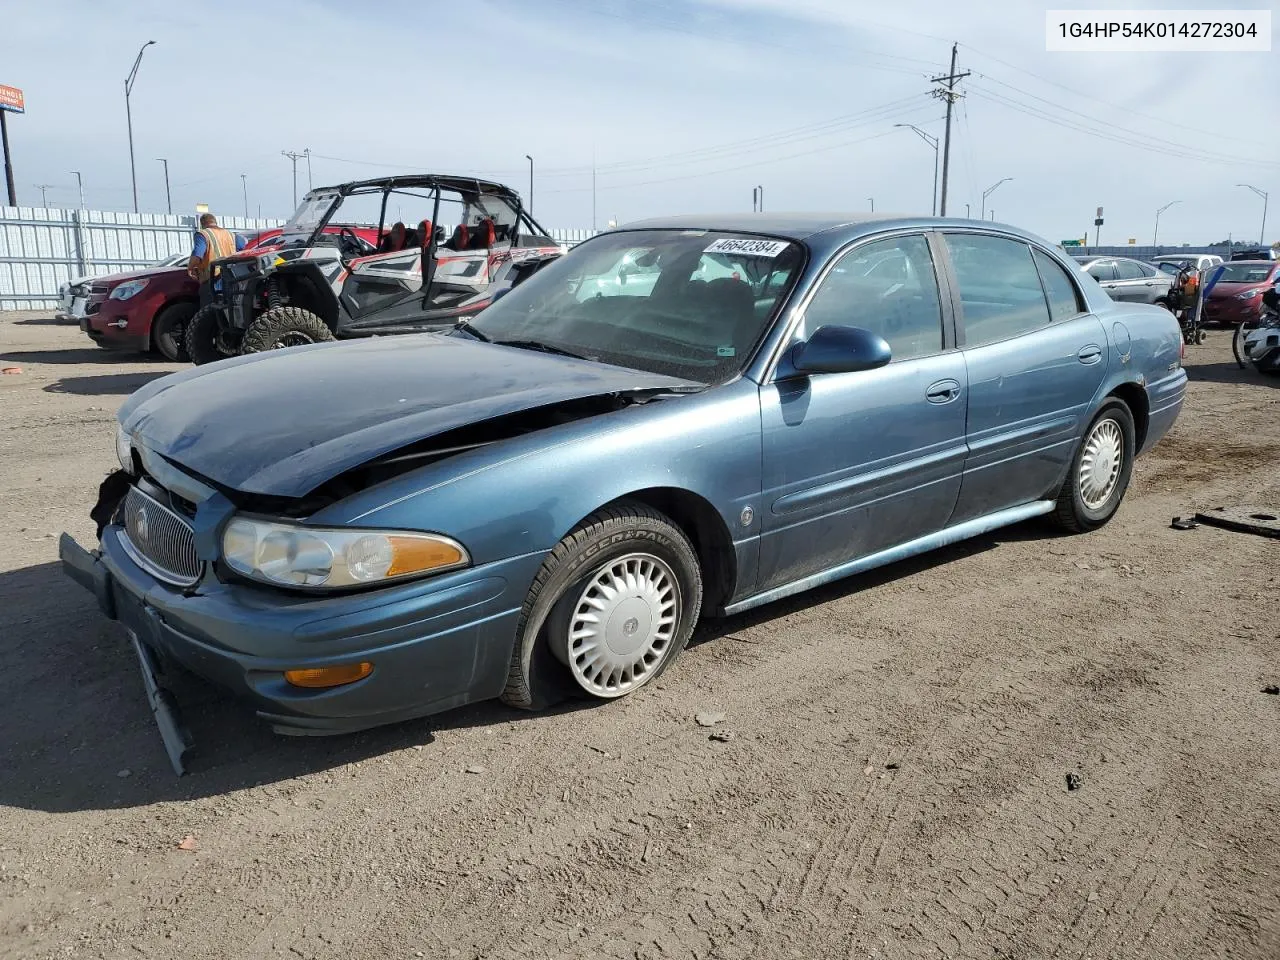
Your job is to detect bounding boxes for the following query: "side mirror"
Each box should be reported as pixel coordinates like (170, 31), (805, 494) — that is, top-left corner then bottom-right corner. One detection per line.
(788, 324), (892, 375)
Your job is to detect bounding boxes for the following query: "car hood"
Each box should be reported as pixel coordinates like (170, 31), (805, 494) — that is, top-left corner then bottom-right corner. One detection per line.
(93, 265), (186, 287)
(118, 335), (701, 498)
(1206, 280), (1271, 298)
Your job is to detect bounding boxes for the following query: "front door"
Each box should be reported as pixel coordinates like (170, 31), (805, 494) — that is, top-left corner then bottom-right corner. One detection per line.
(757, 232), (968, 591)
(941, 233), (1110, 523)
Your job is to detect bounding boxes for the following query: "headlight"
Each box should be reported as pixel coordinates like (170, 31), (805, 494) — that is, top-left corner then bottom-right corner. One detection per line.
(115, 423), (135, 473)
(221, 517), (469, 590)
(109, 279), (150, 300)
(1236, 288), (1263, 300)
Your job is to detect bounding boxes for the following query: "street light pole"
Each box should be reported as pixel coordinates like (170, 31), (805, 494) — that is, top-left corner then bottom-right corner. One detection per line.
(35, 183), (53, 208)
(1153, 200), (1180, 246)
(124, 40), (156, 214)
(981, 177), (1012, 220)
(155, 158), (171, 214)
(1237, 183), (1269, 245)
(70, 170), (84, 208)
(525, 155), (534, 216)
(241, 174), (248, 219)
(867, 197), (875, 212)
(894, 123), (939, 216)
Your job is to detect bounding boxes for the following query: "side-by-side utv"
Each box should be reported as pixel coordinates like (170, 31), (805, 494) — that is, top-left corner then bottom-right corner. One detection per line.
(185, 175), (564, 364)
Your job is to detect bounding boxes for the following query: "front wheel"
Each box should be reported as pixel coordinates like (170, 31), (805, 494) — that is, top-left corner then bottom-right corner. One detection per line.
(1233, 320), (1252, 369)
(1051, 399), (1136, 534)
(151, 301), (195, 362)
(184, 304), (238, 365)
(501, 501), (703, 711)
(241, 306), (336, 354)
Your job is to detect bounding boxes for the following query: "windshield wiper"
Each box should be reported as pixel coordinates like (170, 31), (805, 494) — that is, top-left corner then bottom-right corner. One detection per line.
(493, 338), (593, 361)
(453, 318), (491, 342)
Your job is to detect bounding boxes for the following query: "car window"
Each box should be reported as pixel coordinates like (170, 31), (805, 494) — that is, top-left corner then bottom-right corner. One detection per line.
(467, 229), (805, 386)
(1114, 260), (1145, 280)
(1085, 260), (1117, 282)
(801, 234), (943, 362)
(1137, 262), (1158, 278)
(1032, 249), (1084, 322)
(944, 233), (1053, 347)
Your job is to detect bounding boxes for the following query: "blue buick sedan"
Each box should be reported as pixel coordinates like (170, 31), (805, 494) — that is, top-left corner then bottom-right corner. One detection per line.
(61, 213), (1187, 770)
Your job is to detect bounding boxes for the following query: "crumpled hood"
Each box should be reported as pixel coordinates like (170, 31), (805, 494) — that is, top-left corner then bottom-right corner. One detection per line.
(118, 335), (699, 498)
(94, 265), (185, 288)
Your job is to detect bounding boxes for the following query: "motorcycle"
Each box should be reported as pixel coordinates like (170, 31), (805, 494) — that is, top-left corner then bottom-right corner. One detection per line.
(1234, 285), (1280, 375)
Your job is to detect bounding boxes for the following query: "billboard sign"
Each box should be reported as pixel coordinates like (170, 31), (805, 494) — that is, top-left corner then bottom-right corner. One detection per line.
(0, 85), (24, 114)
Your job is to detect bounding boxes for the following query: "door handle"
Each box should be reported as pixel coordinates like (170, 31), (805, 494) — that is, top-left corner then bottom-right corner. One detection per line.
(1077, 344), (1103, 364)
(926, 378), (961, 403)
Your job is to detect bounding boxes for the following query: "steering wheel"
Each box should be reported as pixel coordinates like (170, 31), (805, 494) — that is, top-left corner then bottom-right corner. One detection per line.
(339, 227), (373, 258)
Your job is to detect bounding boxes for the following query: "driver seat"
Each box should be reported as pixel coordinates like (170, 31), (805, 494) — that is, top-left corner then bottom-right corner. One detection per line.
(380, 222), (407, 253)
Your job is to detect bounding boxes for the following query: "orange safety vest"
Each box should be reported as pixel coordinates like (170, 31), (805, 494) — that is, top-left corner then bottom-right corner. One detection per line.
(194, 226), (238, 281)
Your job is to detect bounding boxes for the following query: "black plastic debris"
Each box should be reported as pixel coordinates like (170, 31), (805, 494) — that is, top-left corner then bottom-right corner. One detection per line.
(1193, 507), (1280, 540)
(1264, 686), (1280, 696)
(1170, 516), (1199, 531)
(1065, 773), (1082, 791)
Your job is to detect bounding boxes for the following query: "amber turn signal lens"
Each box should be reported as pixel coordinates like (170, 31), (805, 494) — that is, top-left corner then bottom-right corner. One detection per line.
(284, 662), (373, 689)
(387, 536), (466, 577)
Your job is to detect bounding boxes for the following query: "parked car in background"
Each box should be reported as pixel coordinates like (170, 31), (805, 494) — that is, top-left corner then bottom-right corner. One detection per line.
(1073, 256), (1174, 308)
(1150, 253), (1223, 276)
(77, 225), (378, 361)
(1229, 248), (1274, 262)
(60, 213), (1186, 764)
(1200, 260), (1280, 327)
(57, 253), (188, 322)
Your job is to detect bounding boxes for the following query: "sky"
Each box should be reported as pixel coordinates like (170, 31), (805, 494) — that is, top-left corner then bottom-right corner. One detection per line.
(3, 0), (1277, 246)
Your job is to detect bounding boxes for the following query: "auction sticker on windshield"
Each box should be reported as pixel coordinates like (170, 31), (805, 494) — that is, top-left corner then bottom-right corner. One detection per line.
(704, 238), (790, 257)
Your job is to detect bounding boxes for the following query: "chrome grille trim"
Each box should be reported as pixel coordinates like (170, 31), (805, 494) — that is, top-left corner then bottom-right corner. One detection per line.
(118, 485), (202, 587)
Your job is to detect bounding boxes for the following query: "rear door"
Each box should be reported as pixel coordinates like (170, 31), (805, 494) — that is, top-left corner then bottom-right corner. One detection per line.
(941, 232), (1109, 523)
(1084, 259), (1120, 298)
(1111, 258), (1155, 302)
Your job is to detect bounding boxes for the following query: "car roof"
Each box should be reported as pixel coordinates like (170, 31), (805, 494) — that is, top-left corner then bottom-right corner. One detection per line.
(611, 213), (1068, 250)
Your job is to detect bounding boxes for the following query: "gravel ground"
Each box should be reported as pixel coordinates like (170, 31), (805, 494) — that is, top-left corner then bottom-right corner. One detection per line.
(1, 311), (1277, 960)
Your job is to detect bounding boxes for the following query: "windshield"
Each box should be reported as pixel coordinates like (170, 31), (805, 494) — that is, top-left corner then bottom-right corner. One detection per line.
(465, 229), (805, 385)
(1216, 263), (1275, 283)
(281, 189), (341, 237)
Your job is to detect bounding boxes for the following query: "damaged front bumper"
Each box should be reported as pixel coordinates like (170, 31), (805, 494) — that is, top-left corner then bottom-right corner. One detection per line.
(59, 509), (543, 773)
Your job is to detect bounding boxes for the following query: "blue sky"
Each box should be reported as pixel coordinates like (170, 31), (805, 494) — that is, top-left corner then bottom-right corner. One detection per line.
(4, 0), (1277, 245)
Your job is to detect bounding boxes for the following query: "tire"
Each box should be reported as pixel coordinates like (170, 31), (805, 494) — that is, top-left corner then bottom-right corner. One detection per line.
(501, 500), (703, 712)
(1154, 298), (1171, 311)
(150, 301), (194, 362)
(1233, 321), (1251, 369)
(185, 304), (237, 366)
(241, 306), (335, 354)
(1051, 399), (1136, 534)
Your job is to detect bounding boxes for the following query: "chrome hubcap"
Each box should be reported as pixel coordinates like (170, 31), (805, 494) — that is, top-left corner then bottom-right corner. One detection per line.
(1079, 418), (1123, 509)
(567, 553), (680, 698)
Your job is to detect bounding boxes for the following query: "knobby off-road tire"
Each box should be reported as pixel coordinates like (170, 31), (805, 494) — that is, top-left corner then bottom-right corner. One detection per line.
(1052, 398), (1136, 534)
(501, 501), (704, 712)
(185, 304), (236, 366)
(151, 301), (194, 362)
(240, 306), (335, 354)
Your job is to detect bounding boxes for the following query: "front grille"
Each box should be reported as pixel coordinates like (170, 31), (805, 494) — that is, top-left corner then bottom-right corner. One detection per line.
(118, 485), (202, 587)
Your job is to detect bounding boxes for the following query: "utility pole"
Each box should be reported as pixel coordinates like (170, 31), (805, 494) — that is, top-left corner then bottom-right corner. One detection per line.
(304, 148), (312, 190)
(155, 158), (171, 214)
(35, 183), (54, 208)
(930, 43), (969, 217)
(240, 174), (248, 219)
(282, 150), (305, 208)
(70, 170), (84, 208)
(124, 40), (156, 214)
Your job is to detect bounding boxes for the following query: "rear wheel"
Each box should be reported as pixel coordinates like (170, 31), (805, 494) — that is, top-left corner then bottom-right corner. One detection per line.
(1051, 399), (1135, 534)
(241, 306), (336, 354)
(185, 304), (238, 365)
(151, 301), (194, 362)
(1233, 320), (1252, 369)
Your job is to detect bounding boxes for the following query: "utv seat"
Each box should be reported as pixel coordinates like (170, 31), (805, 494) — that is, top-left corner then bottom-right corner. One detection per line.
(379, 222), (407, 253)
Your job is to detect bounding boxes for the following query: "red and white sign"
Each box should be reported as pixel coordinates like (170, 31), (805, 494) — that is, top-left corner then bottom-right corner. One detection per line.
(0, 85), (24, 114)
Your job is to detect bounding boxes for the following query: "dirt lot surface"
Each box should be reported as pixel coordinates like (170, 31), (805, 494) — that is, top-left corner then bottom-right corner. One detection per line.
(1, 311), (1277, 960)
